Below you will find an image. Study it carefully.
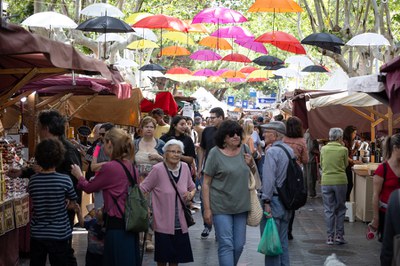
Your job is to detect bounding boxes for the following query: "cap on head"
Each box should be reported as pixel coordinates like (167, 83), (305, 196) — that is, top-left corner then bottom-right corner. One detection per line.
(260, 121), (286, 135)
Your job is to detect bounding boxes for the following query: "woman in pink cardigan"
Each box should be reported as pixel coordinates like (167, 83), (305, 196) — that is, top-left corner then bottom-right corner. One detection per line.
(140, 139), (196, 266)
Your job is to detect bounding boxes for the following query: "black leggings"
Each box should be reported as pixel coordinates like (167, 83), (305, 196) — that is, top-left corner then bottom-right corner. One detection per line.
(345, 166), (353, 201)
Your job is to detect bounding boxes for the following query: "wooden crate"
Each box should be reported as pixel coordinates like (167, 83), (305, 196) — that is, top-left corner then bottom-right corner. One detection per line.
(14, 194), (29, 228)
(3, 199), (15, 233)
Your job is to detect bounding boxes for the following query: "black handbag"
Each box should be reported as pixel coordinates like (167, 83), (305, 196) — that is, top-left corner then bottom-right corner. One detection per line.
(163, 163), (195, 227)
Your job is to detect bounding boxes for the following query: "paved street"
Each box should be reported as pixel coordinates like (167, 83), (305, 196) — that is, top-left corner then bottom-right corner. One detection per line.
(20, 195), (382, 265)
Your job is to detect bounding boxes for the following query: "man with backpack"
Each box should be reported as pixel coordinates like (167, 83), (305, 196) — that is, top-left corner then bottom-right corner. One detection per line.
(260, 121), (294, 266)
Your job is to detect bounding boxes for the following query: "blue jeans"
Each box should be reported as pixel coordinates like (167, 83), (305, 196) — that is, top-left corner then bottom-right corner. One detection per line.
(259, 196), (291, 266)
(321, 185), (347, 237)
(213, 212), (247, 266)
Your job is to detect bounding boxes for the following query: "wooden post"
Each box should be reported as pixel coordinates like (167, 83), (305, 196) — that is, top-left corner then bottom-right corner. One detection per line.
(388, 107), (393, 136)
(370, 109), (375, 141)
(26, 92), (37, 158)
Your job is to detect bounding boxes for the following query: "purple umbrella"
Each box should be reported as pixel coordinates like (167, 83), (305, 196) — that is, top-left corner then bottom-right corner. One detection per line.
(211, 26), (253, 39)
(215, 68), (230, 76)
(193, 69), (217, 77)
(192, 7), (247, 24)
(235, 38), (268, 54)
(189, 50), (222, 61)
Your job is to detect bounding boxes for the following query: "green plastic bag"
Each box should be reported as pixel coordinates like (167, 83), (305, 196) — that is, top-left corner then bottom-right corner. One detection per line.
(257, 213), (283, 256)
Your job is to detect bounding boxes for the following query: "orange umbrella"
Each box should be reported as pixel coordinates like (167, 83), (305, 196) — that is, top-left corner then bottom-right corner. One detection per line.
(248, 0), (303, 13)
(221, 53), (251, 63)
(166, 67), (192, 75)
(220, 70), (246, 79)
(199, 36), (233, 50)
(166, 20), (209, 33)
(159, 45), (191, 56)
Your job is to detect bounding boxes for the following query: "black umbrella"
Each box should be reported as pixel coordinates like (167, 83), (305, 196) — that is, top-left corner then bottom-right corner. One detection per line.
(270, 75), (283, 80)
(301, 65), (329, 73)
(301, 33), (344, 54)
(264, 64), (285, 71)
(76, 16), (134, 33)
(139, 63), (166, 72)
(253, 55), (284, 67)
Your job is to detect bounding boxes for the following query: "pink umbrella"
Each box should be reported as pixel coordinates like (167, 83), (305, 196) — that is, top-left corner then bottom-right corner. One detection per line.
(189, 50), (222, 61)
(193, 68), (217, 76)
(221, 53), (252, 63)
(192, 7), (247, 24)
(235, 38), (268, 54)
(215, 68), (230, 75)
(210, 26), (254, 39)
(227, 77), (246, 83)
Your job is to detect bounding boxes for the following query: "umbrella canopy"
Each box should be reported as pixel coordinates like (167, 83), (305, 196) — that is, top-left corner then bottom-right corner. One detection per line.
(264, 64), (285, 70)
(253, 55), (284, 66)
(163, 31), (195, 45)
(211, 26), (254, 39)
(125, 12), (153, 24)
(206, 76), (224, 83)
(221, 53), (251, 63)
(182, 20), (209, 33)
(22, 11), (77, 29)
(227, 78), (246, 83)
(273, 67), (301, 78)
(127, 40), (159, 50)
(215, 68), (230, 76)
(301, 33), (344, 53)
(114, 59), (139, 68)
(235, 38), (268, 54)
(199, 36), (233, 50)
(159, 46), (191, 56)
(301, 65), (329, 73)
(220, 70), (246, 78)
(255, 31), (305, 54)
(131, 28), (158, 42)
(193, 69), (217, 76)
(167, 67), (192, 75)
(240, 66), (259, 73)
(247, 77), (268, 82)
(133, 14), (186, 31)
(248, 0), (303, 13)
(139, 63), (166, 72)
(96, 33), (124, 42)
(346, 33), (391, 46)
(76, 16), (134, 33)
(286, 55), (313, 67)
(192, 7), (247, 24)
(80, 3), (124, 17)
(247, 70), (273, 79)
(141, 70), (165, 77)
(190, 50), (221, 61)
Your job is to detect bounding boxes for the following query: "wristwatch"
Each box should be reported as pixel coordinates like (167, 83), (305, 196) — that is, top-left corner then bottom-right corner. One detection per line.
(263, 199), (271, 204)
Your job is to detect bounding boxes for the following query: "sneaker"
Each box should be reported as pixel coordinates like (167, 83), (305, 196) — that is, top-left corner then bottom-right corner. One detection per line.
(201, 227), (211, 239)
(145, 240), (154, 252)
(335, 235), (348, 245)
(326, 236), (334, 245)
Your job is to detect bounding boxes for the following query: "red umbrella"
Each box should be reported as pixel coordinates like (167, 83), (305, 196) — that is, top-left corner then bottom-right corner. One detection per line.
(247, 77), (268, 82)
(255, 31), (305, 54)
(166, 67), (192, 75)
(240, 66), (259, 74)
(221, 53), (251, 63)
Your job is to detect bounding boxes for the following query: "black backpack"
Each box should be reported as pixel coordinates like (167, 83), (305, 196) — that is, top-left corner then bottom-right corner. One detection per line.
(275, 144), (308, 210)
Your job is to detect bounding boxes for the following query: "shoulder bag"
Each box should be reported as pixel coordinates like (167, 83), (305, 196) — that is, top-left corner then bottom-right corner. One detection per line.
(163, 163), (195, 227)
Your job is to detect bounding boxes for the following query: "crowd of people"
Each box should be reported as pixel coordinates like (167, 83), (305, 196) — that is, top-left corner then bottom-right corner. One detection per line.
(12, 107), (400, 266)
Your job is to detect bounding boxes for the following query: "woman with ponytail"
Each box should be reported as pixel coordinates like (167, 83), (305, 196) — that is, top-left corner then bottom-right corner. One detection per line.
(371, 133), (400, 241)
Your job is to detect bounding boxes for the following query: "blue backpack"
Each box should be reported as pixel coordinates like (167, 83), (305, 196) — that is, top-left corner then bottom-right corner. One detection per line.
(275, 144), (308, 210)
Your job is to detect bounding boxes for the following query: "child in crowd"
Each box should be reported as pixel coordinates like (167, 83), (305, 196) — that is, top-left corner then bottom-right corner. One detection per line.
(28, 138), (78, 266)
(83, 204), (105, 266)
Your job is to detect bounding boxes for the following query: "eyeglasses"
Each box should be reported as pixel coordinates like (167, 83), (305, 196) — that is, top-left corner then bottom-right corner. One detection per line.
(209, 116), (217, 120)
(166, 150), (183, 155)
(228, 129), (242, 137)
(99, 133), (105, 137)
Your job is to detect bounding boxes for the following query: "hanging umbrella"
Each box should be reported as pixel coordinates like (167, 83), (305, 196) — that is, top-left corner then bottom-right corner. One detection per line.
(264, 64), (285, 70)
(131, 28), (158, 42)
(182, 20), (209, 33)
(159, 45), (191, 56)
(301, 33), (344, 54)
(125, 12), (153, 24)
(22, 11), (77, 29)
(253, 55), (284, 66)
(206, 76), (224, 83)
(227, 78), (246, 83)
(139, 63), (166, 72)
(255, 31), (305, 54)
(127, 40), (159, 50)
(273, 67), (301, 78)
(165, 74), (196, 82)
(221, 53), (251, 63)
(192, 7), (247, 24)
(215, 68), (230, 76)
(210, 26), (254, 39)
(199, 36), (233, 50)
(76, 16), (134, 33)
(190, 50), (221, 61)
(285, 55), (313, 67)
(346, 33), (390, 46)
(240, 66), (259, 74)
(193, 69), (217, 77)
(247, 77), (268, 82)
(96, 33), (124, 42)
(114, 59), (139, 68)
(141, 70), (165, 77)
(220, 70), (246, 79)
(133, 14), (186, 31)
(163, 31), (195, 45)
(248, 0), (303, 13)
(166, 67), (192, 75)
(80, 3), (124, 17)
(247, 70), (273, 79)
(235, 38), (268, 54)
(301, 65), (329, 73)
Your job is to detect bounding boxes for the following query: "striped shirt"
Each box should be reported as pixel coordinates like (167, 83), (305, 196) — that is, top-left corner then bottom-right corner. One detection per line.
(29, 172), (77, 240)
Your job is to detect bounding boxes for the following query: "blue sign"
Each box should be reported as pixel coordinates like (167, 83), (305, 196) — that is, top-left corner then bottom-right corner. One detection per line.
(258, 98), (276, 104)
(242, 100), (248, 108)
(270, 93), (277, 97)
(249, 91), (257, 98)
(227, 96), (235, 106)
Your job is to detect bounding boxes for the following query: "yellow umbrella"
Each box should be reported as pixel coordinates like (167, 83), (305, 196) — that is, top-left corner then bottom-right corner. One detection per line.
(127, 39), (159, 50)
(247, 70), (273, 79)
(159, 45), (191, 56)
(199, 36), (233, 50)
(163, 31), (195, 45)
(206, 76), (224, 83)
(125, 12), (153, 25)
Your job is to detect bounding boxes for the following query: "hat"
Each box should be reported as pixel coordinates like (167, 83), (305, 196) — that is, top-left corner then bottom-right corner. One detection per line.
(260, 121), (286, 135)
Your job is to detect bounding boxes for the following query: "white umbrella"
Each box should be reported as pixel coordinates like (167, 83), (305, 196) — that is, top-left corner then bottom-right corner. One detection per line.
(80, 3), (124, 18)
(131, 28), (158, 42)
(141, 71), (165, 78)
(346, 33), (390, 46)
(273, 68), (301, 78)
(115, 59), (138, 68)
(96, 33), (125, 42)
(21, 11), (77, 29)
(285, 55), (313, 67)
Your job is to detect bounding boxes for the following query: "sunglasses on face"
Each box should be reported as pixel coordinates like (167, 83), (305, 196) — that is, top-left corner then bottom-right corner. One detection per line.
(228, 129), (242, 137)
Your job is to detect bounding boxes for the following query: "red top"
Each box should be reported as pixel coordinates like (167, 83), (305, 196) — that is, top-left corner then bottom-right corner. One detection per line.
(374, 162), (400, 211)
